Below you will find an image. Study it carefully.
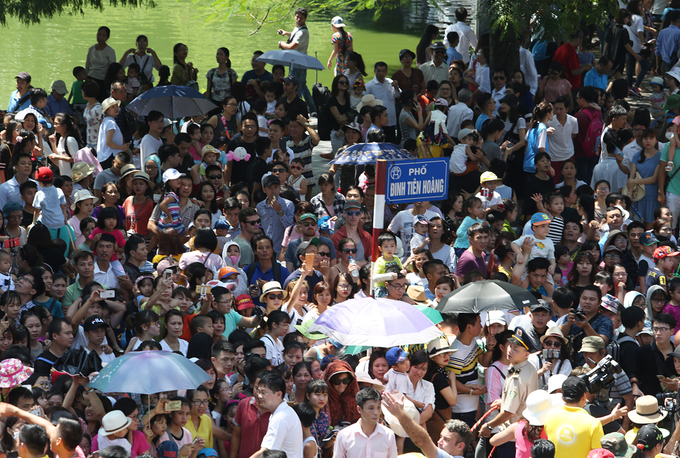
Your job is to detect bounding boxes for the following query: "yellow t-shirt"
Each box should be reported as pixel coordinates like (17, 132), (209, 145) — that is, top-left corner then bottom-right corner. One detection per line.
(185, 413), (213, 446)
(544, 405), (604, 458)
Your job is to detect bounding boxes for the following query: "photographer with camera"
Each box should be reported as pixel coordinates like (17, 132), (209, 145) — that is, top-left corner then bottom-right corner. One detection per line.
(580, 336), (634, 429)
(558, 285), (614, 366)
(636, 314), (678, 394)
(528, 327), (572, 388)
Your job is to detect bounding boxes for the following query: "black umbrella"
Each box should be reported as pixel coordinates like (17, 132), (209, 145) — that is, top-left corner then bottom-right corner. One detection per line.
(436, 280), (539, 315)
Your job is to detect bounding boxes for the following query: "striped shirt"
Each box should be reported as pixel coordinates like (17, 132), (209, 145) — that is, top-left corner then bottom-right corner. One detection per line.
(448, 337), (483, 413)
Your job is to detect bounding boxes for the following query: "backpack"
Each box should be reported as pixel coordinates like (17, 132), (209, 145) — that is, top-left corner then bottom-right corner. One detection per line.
(606, 334), (636, 362)
(581, 109), (604, 158)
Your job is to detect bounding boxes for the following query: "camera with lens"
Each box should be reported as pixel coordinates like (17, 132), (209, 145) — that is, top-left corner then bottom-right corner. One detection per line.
(574, 310), (586, 322)
(656, 393), (680, 414)
(580, 354), (622, 395)
(542, 349), (560, 360)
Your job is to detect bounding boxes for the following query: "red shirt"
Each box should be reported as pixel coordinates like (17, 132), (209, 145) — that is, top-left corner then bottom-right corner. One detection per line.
(234, 396), (271, 458)
(554, 42), (582, 90)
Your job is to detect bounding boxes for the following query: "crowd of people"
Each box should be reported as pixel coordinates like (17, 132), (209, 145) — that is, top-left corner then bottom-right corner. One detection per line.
(5, 2), (680, 458)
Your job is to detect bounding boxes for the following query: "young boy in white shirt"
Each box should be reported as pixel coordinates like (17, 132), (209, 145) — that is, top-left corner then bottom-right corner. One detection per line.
(476, 171), (503, 211)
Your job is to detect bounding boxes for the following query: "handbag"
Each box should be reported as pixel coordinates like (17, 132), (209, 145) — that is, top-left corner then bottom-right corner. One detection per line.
(621, 172), (646, 202)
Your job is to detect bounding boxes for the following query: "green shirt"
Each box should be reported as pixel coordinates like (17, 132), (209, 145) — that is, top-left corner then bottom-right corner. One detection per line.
(660, 143), (680, 196)
(62, 281), (84, 309)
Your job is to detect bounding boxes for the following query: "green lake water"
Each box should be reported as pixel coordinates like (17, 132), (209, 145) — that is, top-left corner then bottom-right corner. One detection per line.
(0, 2), (423, 106)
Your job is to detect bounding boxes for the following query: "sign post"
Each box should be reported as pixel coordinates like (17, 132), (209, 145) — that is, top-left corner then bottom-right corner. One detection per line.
(371, 157), (450, 273)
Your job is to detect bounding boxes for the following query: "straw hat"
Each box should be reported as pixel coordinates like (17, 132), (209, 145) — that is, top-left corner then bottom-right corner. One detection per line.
(71, 162), (95, 182)
(0, 359), (33, 388)
(627, 395), (668, 424)
(426, 337), (457, 357)
(355, 94), (383, 112)
(259, 281), (288, 303)
(101, 97), (121, 113)
(406, 285), (429, 304)
(131, 171), (153, 188)
(120, 164), (138, 180)
(539, 327), (568, 345)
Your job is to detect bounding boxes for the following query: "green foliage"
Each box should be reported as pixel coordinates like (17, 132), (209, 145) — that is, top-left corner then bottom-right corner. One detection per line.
(0, 0), (154, 26)
(484, 0), (618, 42)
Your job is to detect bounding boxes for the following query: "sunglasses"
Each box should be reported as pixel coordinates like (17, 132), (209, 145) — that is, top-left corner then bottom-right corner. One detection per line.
(543, 340), (562, 348)
(267, 293), (284, 300)
(272, 168), (286, 173)
(208, 174), (222, 180)
(343, 248), (358, 254)
(247, 219), (262, 225)
(493, 76), (506, 80)
(290, 165), (303, 170)
(332, 377), (352, 385)
(301, 221), (316, 227)
(318, 252), (331, 257)
(345, 210), (361, 216)
(338, 80), (349, 85)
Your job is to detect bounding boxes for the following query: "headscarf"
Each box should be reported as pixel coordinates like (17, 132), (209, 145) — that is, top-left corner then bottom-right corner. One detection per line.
(323, 360), (360, 426)
(645, 285), (666, 324)
(147, 154), (162, 185)
(623, 290), (644, 309)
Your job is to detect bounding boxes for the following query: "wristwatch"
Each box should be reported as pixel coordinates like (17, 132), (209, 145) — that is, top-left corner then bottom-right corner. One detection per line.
(277, 210), (284, 216)
(486, 423), (493, 431)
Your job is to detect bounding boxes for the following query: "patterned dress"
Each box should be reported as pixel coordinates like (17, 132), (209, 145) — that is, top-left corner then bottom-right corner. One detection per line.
(331, 32), (353, 76)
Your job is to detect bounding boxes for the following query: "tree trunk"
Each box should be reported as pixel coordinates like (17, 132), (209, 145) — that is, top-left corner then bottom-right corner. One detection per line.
(489, 23), (520, 79)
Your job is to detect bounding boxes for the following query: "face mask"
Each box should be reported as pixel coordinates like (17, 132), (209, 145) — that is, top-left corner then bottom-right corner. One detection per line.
(667, 132), (675, 141)
(12, 430), (19, 442)
(229, 255), (239, 265)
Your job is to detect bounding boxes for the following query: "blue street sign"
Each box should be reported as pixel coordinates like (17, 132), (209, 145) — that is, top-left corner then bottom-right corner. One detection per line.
(385, 158), (449, 204)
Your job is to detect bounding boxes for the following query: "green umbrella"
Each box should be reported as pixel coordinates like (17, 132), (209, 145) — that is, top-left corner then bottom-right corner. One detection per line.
(294, 320), (328, 340)
(413, 303), (443, 324)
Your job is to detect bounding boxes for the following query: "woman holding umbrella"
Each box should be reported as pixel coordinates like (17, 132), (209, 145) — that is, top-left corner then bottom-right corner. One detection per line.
(424, 336), (457, 442)
(324, 360), (360, 427)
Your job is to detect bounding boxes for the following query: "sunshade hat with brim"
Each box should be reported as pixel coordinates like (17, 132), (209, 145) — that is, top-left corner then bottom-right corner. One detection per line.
(0, 358), (33, 388)
(355, 94), (383, 112)
(522, 390), (553, 426)
(539, 327), (568, 345)
(71, 189), (99, 211)
(101, 97), (121, 113)
(406, 285), (429, 304)
(120, 164), (139, 180)
(101, 410), (132, 435)
(627, 395), (668, 424)
(427, 336), (458, 357)
(259, 281), (288, 303)
(547, 373), (567, 394)
(71, 162), (96, 183)
(131, 171), (153, 188)
(355, 371), (385, 391)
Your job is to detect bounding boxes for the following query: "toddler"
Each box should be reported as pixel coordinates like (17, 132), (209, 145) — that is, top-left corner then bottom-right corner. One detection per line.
(287, 158), (308, 201)
(32, 167), (70, 249)
(649, 77), (666, 120)
(511, 212), (556, 277)
(372, 232), (404, 298)
(449, 128), (481, 176)
(126, 63), (141, 100)
(186, 123), (203, 162)
(665, 115), (680, 172)
(0, 251), (13, 293)
(265, 88), (277, 119)
(350, 80), (365, 111)
(191, 145), (220, 184)
(410, 215), (430, 254)
(418, 98), (454, 159)
(476, 171), (502, 211)
(384, 346), (414, 395)
(157, 169), (186, 236)
(252, 98), (269, 137)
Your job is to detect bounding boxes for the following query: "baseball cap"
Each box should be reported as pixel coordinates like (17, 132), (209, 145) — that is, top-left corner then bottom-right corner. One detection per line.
(580, 336), (606, 353)
(162, 168), (185, 183)
(399, 49), (416, 60)
(600, 294), (620, 314)
(235, 294), (255, 311)
(431, 42), (446, 51)
(83, 316), (108, 331)
(51, 80), (68, 95)
(561, 376), (587, 402)
(386, 347), (408, 366)
(480, 171), (499, 183)
(344, 200), (361, 211)
(284, 75), (300, 86)
(298, 237), (320, 254)
(457, 128), (475, 139)
(156, 257), (178, 276)
(35, 167), (53, 182)
(196, 449), (218, 458)
(654, 245), (679, 262)
(261, 173), (280, 188)
(637, 424), (664, 450)
(413, 214), (430, 226)
(15, 72), (31, 83)
(218, 266), (238, 280)
(157, 441), (179, 458)
(531, 212), (552, 226)
(300, 212), (317, 222)
(651, 77), (665, 87)
(434, 98), (449, 107)
(530, 300), (551, 313)
(640, 232), (659, 246)
(665, 94), (680, 111)
(508, 327), (531, 350)
(486, 311), (506, 326)
(214, 219), (230, 230)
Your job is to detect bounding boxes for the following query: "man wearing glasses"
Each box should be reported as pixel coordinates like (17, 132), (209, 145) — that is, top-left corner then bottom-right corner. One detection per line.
(229, 207), (262, 268)
(285, 213), (336, 271)
(420, 42), (449, 89)
(385, 268), (408, 302)
(331, 200), (372, 263)
(283, 239), (325, 302)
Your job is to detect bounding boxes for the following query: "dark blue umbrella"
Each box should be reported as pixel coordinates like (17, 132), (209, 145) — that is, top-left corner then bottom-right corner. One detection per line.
(127, 84), (217, 118)
(329, 142), (415, 165)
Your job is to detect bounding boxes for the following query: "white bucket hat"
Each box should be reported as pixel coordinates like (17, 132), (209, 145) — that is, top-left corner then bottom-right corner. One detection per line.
(522, 390), (554, 426)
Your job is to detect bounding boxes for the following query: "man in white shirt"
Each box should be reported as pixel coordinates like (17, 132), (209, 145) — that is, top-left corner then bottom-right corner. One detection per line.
(140, 110), (165, 166)
(447, 89), (474, 138)
(490, 69), (507, 115)
(421, 42), (450, 84)
(365, 62), (401, 144)
(519, 45), (539, 95)
(251, 372), (303, 458)
(383, 391), (473, 458)
(334, 388), (397, 458)
(443, 7), (478, 64)
(546, 96), (579, 179)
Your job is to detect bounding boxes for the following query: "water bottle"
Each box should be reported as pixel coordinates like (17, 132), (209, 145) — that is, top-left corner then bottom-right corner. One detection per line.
(349, 256), (359, 278)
